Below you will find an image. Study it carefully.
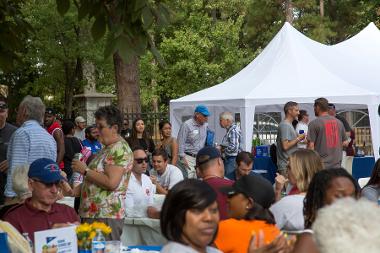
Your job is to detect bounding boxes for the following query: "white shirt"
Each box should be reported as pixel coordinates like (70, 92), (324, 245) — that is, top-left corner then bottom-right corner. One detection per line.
(74, 128), (85, 141)
(296, 122), (308, 149)
(150, 164), (184, 190)
(270, 194), (305, 231)
(125, 173), (156, 217)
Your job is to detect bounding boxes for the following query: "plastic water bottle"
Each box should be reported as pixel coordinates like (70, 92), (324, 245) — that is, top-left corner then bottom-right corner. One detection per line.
(92, 229), (106, 253)
(22, 232), (33, 252)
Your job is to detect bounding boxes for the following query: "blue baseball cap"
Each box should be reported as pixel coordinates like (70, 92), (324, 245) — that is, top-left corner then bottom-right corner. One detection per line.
(28, 158), (65, 183)
(194, 105), (210, 117)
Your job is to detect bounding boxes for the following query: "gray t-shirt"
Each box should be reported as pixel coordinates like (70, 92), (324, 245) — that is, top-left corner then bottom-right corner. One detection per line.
(308, 115), (347, 169)
(270, 194), (305, 231)
(161, 242), (222, 253)
(361, 185), (380, 203)
(276, 120), (298, 170)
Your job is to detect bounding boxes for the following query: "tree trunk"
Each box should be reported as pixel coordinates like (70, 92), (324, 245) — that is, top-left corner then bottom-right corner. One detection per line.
(113, 53), (141, 115)
(320, 0), (324, 17)
(285, 0), (293, 24)
(64, 57), (82, 119)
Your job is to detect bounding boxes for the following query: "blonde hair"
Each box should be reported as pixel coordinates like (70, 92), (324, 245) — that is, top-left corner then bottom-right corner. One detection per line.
(288, 149), (323, 192)
(12, 165), (31, 198)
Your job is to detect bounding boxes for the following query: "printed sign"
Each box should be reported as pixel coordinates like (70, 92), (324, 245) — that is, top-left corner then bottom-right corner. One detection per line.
(34, 226), (77, 253)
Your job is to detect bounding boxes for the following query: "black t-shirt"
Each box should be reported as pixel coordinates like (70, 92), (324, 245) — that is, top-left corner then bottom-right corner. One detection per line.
(63, 136), (82, 180)
(0, 122), (17, 162)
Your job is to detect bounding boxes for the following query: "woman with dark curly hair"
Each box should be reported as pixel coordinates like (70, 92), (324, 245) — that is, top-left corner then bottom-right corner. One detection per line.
(160, 179), (221, 253)
(292, 168), (360, 253)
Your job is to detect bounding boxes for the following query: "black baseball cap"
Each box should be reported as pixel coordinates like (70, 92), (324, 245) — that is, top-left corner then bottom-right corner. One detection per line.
(328, 103), (335, 109)
(45, 107), (56, 115)
(196, 146), (221, 167)
(220, 174), (275, 209)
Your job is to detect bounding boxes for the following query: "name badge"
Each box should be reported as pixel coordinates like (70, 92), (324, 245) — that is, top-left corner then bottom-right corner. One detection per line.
(192, 129), (199, 135)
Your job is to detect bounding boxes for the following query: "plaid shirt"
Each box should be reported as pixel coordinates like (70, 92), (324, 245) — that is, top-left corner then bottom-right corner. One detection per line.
(221, 123), (242, 156)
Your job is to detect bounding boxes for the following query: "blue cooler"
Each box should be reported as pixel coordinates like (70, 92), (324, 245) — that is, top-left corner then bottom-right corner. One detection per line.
(255, 145), (269, 157)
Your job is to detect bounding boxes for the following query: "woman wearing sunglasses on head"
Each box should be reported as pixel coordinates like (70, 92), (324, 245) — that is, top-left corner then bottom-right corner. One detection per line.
(72, 105), (133, 240)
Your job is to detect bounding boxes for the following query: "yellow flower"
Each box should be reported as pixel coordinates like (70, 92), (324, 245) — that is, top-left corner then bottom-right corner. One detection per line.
(89, 231), (96, 240)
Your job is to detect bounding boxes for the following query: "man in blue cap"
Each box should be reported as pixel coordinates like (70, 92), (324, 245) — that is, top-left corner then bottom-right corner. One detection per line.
(4, 158), (79, 242)
(177, 104), (210, 178)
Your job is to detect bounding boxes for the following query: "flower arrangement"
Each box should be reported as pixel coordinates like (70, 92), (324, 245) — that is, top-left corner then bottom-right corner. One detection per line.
(76, 222), (112, 251)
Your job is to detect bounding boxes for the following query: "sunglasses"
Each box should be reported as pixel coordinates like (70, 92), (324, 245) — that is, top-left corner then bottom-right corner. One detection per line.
(135, 157), (149, 164)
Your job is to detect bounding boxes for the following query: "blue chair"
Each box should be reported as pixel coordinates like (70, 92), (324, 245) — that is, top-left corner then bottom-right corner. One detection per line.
(352, 156), (375, 181)
(253, 157), (277, 184)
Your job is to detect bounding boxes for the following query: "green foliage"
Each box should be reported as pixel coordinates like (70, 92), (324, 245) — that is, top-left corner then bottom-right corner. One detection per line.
(0, 0), (32, 72)
(140, 0), (253, 108)
(57, 0), (170, 65)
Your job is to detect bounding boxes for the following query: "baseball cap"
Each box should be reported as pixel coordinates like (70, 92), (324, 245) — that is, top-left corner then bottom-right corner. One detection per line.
(220, 174), (275, 209)
(196, 146), (221, 166)
(194, 105), (210, 117)
(328, 103), (335, 109)
(75, 116), (86, 123)
(45, 107), (56, 115)
(28, 158), (65, 183)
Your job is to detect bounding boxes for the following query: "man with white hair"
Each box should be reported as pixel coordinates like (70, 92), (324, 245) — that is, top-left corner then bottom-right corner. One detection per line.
(5, 96), (56, 202)
(74, 116), (86, 141)
(219, 111), (242, 176)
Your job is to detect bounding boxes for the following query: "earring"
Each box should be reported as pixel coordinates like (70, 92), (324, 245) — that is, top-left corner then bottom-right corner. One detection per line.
(246, 206), (250, 209)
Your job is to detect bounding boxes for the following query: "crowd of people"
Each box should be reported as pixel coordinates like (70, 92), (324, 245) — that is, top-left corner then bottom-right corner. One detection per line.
(0, 94), (378, 253)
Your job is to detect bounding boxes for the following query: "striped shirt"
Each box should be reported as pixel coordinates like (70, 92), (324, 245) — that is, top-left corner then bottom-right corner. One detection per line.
(221, 123), (242, 156)
(177, 118), (207, 157)
(6, 120), (57, 197)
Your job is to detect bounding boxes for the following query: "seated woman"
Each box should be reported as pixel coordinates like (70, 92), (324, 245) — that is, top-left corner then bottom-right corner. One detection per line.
(270, 149), (323, 231)
(215, 174), (280, 253)
(292, 168), (360, 253)
(361, 158), (380, 203)
(160, 179), (221, 253)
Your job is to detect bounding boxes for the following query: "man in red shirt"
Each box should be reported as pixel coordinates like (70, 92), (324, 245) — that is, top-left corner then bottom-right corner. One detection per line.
(196, 146), (233, 220)
(44, 108), (65, 168)
(4, 158), (79, 242)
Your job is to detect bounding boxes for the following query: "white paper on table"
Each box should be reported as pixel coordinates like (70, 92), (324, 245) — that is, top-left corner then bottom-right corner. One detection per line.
(34, 225), (78, 253)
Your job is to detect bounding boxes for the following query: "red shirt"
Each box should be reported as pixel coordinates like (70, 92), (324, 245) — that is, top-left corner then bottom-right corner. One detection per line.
(4, 198), (79, 242)
(46, 121), (64, 168)
(204, 177), (234, 220)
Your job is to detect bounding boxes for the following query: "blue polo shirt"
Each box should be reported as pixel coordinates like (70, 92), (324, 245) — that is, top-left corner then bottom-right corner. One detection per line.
(82, 139), (102, 154)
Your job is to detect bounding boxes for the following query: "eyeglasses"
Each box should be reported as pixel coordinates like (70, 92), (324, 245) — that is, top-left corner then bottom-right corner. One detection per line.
(32, 178), (61, 188)
(135, 157), (149, 164)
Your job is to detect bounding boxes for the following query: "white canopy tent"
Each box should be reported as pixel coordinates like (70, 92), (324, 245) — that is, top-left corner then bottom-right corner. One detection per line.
(170, 22), (379, 158)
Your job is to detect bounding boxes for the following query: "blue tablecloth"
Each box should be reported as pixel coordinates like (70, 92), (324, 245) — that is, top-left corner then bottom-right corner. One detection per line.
(352, 156), (375, 181)
(253, 157), (277, 184)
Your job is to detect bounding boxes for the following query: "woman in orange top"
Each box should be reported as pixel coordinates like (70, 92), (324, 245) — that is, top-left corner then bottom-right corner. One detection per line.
(215, 174), (280, 253)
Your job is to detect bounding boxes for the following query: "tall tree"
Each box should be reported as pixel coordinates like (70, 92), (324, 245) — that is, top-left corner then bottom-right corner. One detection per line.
(57, 0), (170, 114)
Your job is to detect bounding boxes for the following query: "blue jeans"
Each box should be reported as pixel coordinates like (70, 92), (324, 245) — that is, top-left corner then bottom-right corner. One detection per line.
(224, 156), (237, 176)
